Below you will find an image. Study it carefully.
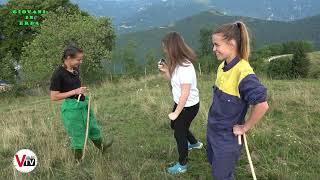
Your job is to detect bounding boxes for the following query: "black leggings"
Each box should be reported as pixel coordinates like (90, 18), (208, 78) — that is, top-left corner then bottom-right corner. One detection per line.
(171, 102), (200, 165)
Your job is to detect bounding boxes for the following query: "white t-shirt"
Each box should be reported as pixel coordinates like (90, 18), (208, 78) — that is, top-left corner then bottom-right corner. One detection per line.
(170, 60), (199, 107)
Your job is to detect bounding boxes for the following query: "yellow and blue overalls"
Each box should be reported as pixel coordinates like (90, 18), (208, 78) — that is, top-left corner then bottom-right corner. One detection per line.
(207, 56), (267, 179)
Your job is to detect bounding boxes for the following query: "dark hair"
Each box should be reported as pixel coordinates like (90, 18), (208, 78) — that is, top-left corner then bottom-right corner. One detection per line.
(61, 45), (83, 63)
(161, 31), (197, 76)
(213, 21), (250, 60)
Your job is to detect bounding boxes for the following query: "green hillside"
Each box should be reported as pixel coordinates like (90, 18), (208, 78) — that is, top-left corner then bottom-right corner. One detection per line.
(117, 11), (320, 58)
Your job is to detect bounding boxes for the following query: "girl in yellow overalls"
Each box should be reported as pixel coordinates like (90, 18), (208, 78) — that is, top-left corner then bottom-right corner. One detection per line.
(207, 21), (269, 179)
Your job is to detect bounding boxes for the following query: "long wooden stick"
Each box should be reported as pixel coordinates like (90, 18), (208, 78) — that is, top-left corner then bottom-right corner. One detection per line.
(77, 94), (82, 102)
(238, 134), (257, 180)
(81, 93), (91, 160)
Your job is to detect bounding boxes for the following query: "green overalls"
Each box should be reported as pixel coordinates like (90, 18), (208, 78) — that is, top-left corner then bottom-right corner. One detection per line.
(61, 96), (101, 150)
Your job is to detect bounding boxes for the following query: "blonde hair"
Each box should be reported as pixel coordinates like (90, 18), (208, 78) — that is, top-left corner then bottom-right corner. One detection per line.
(161, 32), (197, 76)
(213, 21), (250, 60)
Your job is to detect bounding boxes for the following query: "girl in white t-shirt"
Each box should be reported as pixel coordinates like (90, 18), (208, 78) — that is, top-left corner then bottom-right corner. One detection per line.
(158, 31), (203, 174)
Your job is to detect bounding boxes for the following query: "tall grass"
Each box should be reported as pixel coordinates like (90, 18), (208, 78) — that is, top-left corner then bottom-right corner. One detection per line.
(1, 74), (319, 179)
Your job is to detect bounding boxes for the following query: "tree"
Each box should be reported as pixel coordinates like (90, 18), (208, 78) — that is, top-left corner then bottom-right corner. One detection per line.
(0, 51), (16, 83)
(197, 54), (219, 74)
(282, 40), (314, 54)
(199, 28), (212, 57)
(121, 40), (142, 78)
(291, 44), (310, 78)
(20, 11), (115, 87)
(267, 57), (292, 79)
(267, 42), (311, 79)
(197, 27), (221, 74)
(0, 0), (88, 83)
(144, 49), (157, 76)
(0, 0), (88, 59)
(250, 51), (269, 73)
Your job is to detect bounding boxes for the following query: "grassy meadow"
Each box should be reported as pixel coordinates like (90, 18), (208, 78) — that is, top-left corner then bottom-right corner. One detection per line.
(0, 73), (319, 180)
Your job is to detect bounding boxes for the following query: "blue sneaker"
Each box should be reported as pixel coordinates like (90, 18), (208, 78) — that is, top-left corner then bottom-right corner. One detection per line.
(188, 141), (203, 150)
(167, 162), (187, 174)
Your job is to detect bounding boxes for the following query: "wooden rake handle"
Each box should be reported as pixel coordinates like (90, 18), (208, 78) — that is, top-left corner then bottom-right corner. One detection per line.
(81, 93), (91, 160)
(77, 94), (82, 102)
(238, 134), (257, 180)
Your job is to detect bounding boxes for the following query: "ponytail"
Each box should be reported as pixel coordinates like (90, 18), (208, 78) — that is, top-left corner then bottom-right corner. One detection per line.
(236, 21), (250, 60)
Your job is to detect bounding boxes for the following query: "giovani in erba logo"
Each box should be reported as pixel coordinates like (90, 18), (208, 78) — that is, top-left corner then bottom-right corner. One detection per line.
(11, 9), (48, 26)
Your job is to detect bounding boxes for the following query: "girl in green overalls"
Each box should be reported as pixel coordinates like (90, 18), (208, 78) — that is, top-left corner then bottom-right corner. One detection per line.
(50, 45), (110, 162)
